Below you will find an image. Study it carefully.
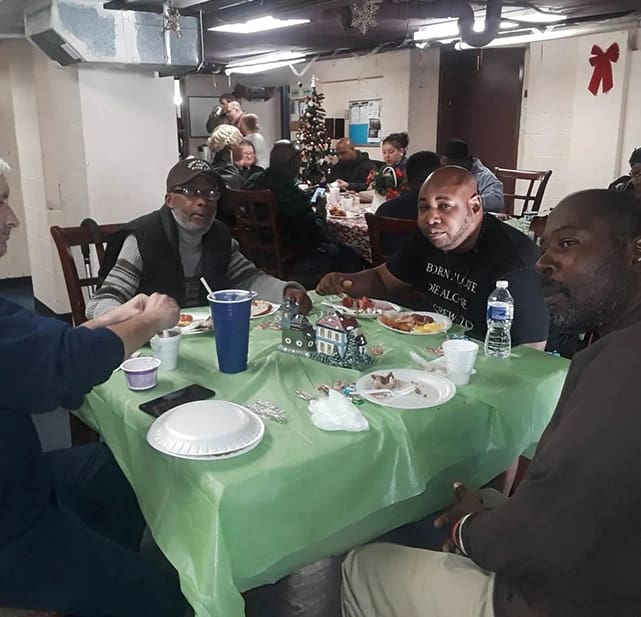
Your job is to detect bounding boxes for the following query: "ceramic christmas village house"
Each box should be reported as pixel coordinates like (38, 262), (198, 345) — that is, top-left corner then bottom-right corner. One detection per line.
(279, 300), (373, 370)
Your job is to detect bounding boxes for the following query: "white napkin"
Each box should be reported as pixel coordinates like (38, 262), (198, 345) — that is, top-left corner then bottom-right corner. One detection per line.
(308, 390), (369, 432)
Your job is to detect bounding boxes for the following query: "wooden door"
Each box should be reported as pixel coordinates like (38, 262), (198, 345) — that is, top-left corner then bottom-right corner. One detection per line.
(437, 47), (525, 171)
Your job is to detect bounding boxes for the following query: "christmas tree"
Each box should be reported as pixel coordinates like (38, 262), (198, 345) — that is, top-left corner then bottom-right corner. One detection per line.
(296, 76), (331, 183)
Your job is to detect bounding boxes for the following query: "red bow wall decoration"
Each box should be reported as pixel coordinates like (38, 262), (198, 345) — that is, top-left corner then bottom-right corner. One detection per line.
(587, 43), (620, 96)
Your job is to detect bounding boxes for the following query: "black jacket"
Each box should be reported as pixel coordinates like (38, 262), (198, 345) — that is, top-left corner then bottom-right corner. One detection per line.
(327, 151), (375, 192)
(99, 206), (232, 307)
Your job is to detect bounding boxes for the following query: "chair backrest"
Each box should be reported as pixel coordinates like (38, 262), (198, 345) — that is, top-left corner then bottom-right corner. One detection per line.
(365, 212), (418, 266)
(494, 167), (552, 216)
(227, 188), (285, 277)
(528, 215), (547, 244)
(50, 220), (122, 326)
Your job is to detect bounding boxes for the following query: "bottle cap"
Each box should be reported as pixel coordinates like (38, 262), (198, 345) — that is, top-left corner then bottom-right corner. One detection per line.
(496, 280), (509, 289)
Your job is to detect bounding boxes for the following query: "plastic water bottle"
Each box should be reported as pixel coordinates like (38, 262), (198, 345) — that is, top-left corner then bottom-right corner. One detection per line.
(484, 281), (514, 358)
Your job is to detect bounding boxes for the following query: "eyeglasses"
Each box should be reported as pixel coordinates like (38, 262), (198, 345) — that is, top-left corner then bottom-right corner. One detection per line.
(630, 170), (641, 179)
(171, 186), (220, 201)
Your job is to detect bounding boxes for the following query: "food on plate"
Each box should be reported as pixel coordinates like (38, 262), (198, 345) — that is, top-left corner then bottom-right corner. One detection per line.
(178, 313), (194, 327)
(371, 372), (397, 389)
(340, 296), (387, 314)
(178, 314), (213, 332)
(379, 312), (443, 333)
(328, 205), (347, 217)
(251, 299), (272, 318)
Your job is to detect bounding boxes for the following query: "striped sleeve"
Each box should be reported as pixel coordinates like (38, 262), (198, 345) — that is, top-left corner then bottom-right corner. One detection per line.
(226, 239), (303, 304)
(85, 234), (143, 319)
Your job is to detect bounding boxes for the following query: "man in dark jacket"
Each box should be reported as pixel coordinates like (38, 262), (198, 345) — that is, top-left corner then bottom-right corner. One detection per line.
(87, 158), (311, 319)
(327, 138), (375, 192)
(0, 159), (187, 616)
(342, 189), (641, 617)
(246, 141), (365, 273)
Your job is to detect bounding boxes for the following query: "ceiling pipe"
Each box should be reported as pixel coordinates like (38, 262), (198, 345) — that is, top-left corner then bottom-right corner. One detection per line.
(457, 0), (502, 48)
(344, 0), (503, 48)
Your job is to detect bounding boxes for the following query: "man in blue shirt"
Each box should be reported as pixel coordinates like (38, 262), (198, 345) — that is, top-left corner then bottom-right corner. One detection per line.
(0, 160), (186, 616)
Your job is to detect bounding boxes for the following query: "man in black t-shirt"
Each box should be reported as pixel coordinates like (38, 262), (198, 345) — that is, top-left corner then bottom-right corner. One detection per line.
(317, 166), (548, 347)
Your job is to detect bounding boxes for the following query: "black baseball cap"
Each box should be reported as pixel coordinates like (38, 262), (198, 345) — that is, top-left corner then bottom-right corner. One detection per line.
(165, 158), (226, 194)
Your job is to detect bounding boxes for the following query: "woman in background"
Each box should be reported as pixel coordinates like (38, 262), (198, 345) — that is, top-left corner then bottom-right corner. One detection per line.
(381, 132), (409, 171)
(208, 124), (243, 191)
(234, 140), (264, 187)
(239, 113), (269, 169)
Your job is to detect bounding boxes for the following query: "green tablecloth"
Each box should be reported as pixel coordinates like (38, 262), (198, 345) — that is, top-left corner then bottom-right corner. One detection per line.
(78, 299), (568, 617)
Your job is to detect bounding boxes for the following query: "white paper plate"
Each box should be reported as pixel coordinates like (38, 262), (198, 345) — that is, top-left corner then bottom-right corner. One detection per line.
(251, 300), (280, 319)
(177, 311), (213, 335)
(328, 211), (364, 220)
(147, 434), (263, 461)
(377, 311), (452, 335)
(355, 368), (456, 409)
(324, 298), (401, 319)
(146, 400), (264, 457)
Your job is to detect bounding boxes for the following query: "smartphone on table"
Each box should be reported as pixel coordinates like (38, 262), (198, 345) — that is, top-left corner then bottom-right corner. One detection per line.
(139, 384), (216, 418)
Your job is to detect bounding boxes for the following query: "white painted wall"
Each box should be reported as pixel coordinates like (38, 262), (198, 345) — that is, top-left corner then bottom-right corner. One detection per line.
(619, 45), (641, 177)
(518, 29), (635, 210)
(408, 48), (440, 153)
(302, 50), (413, 160)
(3, 40), (180, 311)
(78, 68), (179, 223)
(0, 42), (31, 280)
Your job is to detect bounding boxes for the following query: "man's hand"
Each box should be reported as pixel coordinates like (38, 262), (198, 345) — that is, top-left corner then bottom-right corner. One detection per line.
(108, 294), (149, 324)
(284, 287), (312, 315)
(335, 179), (349, 190)
(316, 272), (354, 296)
(434, 483), (485, 552)
(435, 482), (484, 527)
(142, 293), (180, 332)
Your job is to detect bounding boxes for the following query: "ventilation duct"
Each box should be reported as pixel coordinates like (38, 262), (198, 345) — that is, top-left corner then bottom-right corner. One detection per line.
(352, 0), (504, 48)
(25, 0), (200, 72)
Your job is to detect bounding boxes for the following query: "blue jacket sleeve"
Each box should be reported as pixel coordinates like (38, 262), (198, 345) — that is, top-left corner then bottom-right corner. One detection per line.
(0, 299), (124, 414)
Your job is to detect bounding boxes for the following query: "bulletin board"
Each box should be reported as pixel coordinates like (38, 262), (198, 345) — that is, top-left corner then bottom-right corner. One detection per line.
(348, 99), (382, 146)
(188, 96), (218, 138)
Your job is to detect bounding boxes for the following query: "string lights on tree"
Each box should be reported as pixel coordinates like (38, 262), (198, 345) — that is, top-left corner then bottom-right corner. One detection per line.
(295, 76), (331, 183)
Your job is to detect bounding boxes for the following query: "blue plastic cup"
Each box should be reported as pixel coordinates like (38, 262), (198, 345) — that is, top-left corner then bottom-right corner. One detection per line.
(208, 289), (257, 373)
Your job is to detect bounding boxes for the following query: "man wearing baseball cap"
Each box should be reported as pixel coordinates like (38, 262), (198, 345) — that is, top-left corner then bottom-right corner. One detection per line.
(86, 158), (312, 319)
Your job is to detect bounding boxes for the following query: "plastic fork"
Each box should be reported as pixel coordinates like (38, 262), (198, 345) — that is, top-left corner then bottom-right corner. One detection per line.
(356, 385), (418, 398)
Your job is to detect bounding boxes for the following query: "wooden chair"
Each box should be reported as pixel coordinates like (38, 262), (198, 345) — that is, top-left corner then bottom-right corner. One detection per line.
(494, 167), (552, 216)
(364, 212), (418, 266)
(228, 189), (320, 286)
(50, 220), (123, 327)
(50, 219), (122, 446)
(528, 215), (548, 244)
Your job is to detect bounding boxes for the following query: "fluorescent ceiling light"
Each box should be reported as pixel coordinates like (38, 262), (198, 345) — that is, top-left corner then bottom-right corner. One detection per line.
(456, 26), (581, 49)
(226, 50), (305, 69)
(414, 20), (461, 41)
(225, 58), (306, 75)
(414, 17), (524, 41)
(209, 16), (310, 34)
(501, 8), (566, 24)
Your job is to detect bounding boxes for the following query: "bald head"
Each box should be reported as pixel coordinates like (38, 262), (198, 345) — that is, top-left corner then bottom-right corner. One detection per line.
(548, 189), (641, 248)
(269, 141), (300, 180)
(423, 165), (478, 193)
(335, 138), (357, 163)
(417, 165), (483, 252)
(537, 189), (641, 335)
